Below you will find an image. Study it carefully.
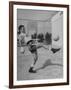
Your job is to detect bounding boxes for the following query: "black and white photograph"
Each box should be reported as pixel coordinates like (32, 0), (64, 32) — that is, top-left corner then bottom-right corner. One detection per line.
(9, 2), (69, 88)
(17, 9), (63, 80)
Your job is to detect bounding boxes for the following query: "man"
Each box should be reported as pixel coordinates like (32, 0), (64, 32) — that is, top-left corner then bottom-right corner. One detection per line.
(27, 39), (49, 73)
(27, 39), (61, 73)
(27, 40), (38, 73)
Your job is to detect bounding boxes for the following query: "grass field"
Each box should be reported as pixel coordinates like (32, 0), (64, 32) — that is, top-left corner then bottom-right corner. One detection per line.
(17, 46), (63, 80)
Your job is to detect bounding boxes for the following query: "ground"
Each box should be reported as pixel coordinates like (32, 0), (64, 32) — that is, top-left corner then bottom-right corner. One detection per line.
(17, 46), (63, 80)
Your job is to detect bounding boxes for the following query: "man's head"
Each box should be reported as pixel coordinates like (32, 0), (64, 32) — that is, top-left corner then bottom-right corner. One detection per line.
(27, 40), (34, 45)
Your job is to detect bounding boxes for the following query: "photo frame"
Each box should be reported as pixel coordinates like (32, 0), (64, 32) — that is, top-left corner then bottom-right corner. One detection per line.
(9, 1), (69, 88)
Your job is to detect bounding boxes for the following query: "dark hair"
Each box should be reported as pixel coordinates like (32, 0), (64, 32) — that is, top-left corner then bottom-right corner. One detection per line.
(27, 40), (33, 45)
(18, 25), (25, 34)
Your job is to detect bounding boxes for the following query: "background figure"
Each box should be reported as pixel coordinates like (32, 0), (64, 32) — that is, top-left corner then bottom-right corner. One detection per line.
(18, 25), (26, 53)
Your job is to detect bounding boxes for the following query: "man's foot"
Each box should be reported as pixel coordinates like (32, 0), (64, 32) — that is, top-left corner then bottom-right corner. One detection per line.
(29, 67), (36, 73)
(51, 48), (61, 53)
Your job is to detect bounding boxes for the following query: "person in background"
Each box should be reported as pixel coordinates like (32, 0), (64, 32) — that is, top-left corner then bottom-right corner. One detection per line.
(18, 25), (26, 53)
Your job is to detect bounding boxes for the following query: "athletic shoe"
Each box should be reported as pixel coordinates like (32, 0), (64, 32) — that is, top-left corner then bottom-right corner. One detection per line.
(51, 48), (60, 53)
(29, 67), (36, 73)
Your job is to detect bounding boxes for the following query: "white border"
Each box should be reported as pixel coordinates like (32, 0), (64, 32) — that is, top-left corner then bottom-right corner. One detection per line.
(13, 5), (67, 85)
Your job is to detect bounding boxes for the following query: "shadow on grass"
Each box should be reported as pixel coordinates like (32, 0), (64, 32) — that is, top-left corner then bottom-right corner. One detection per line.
(36, 59), (63, 71)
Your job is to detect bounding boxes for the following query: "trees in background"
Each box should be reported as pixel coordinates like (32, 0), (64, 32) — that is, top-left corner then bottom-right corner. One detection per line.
(37, 33), (44, 42)
(31, 33), (37, 39)
(31, 32), (52, 44)
(45, 32), (52, 44)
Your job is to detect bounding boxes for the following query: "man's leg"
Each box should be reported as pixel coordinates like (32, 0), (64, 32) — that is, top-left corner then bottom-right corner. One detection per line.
(29, 51), (38, 73)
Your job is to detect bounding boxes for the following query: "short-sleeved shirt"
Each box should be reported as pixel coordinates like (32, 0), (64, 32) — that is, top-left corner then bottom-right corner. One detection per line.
(29, 45), (37, 53)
